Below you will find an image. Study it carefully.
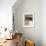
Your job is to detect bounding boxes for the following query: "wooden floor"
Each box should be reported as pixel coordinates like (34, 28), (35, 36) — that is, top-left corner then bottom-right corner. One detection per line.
(0, 39), (16, 46)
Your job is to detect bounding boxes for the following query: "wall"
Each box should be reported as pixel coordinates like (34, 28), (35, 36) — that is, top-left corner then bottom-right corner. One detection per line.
(13, 0), (42, 46)
(40, 0), (46, 46)
(0, 0), (16, 30)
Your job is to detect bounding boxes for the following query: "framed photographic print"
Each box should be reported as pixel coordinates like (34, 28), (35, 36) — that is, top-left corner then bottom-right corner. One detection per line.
(23, 12), (34, 27)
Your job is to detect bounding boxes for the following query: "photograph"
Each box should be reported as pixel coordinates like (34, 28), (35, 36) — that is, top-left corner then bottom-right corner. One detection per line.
(23, 13), (34, 27)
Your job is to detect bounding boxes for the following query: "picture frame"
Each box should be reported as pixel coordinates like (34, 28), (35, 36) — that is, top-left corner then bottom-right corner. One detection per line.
(23, 12), (34, 27)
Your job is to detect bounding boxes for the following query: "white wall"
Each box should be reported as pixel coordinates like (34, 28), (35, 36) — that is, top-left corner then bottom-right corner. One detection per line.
(13, 0), (46, 46)
(40, 0), (46, 46)
(0, 0), (16, 30)
(13, 0), (41, 46)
